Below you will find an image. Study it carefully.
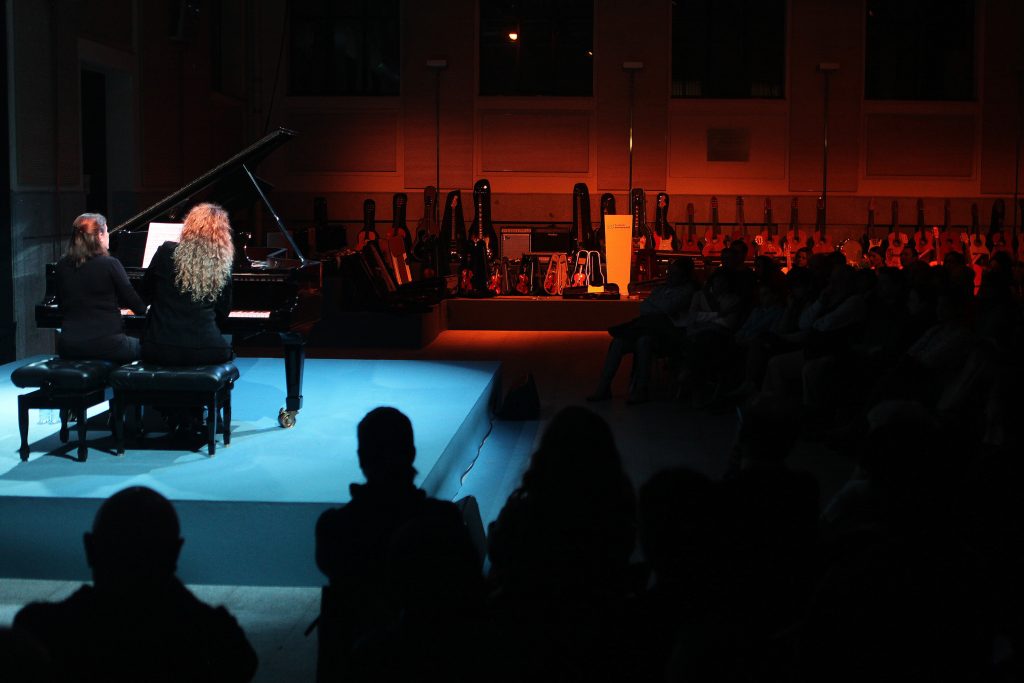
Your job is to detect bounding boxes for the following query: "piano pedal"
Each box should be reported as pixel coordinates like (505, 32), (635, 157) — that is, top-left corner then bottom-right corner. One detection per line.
(278, 407), (297, 429)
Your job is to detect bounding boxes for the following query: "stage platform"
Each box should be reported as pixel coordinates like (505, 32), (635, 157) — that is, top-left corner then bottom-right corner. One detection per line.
(0, 355), (500, 586)
(444, 296), (640, 331)
(306, 295), (642, 349)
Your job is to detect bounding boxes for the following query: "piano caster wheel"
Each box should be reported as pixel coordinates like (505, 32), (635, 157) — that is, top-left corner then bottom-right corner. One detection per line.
(278, 409), (297, 429)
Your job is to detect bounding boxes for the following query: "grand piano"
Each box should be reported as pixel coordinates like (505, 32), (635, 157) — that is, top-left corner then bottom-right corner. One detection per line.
(36, 127), (320, 428)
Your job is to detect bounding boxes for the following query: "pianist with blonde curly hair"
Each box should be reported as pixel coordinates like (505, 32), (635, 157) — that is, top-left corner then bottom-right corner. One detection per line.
(141, 203), (234, 365)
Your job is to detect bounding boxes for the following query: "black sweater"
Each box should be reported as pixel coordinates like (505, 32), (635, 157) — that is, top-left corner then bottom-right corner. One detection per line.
(55, 254), (146, 358)
(141, 242), (232, 355)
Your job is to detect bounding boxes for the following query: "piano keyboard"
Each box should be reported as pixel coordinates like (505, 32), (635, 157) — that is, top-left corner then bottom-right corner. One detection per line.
(119, 308), (271, 319)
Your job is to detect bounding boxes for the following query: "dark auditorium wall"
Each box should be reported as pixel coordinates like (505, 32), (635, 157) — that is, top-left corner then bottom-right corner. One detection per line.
(4, 0), (1024, 357)
(8, 0), (83, 358)
(250, 0), (1022, 239)
(6, 0), (247, 357)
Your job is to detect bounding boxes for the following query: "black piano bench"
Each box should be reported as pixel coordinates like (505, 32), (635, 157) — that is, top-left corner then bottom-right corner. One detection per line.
(109, 362), (239, 456)
(11, 358), (118, 462)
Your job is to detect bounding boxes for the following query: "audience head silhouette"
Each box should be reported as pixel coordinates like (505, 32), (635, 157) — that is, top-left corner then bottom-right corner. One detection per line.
(83, 486), (183, 589)
(524, 405), (625, 499)
(666, 256), (695, 285)
(357, 406), (417, 483)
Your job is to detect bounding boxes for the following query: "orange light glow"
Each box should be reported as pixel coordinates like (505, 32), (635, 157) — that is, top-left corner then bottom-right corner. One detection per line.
(508, 31), (519, 42)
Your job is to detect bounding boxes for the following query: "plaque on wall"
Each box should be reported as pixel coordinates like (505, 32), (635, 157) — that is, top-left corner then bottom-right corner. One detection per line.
(707, 128), (751, 162)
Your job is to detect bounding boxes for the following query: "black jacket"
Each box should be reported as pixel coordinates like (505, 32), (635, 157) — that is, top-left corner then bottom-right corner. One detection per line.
(141, 242), (232, 353)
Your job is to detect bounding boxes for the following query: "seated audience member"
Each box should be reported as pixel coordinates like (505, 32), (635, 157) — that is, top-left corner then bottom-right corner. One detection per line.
(692, 273), (787, 404)
(315, 407), (472, 682)
(874, 284), (974, 408)
(805, 401), (987, 683)
(866, 245), (885, 269)
(346, 513), (488, 683)
(55, 213), (146, 362)
(13, 486), (257, 683)
(761, 264), (866, 409)
(0, 627), (55, 683)
(730, 266), (815, 398)
(674, 268), (752, 403)
(714, 396), (819, 679)
(487, 406), (637, 680)
(634, 468), (732, 682)
(899, 244), (918, 270)
(793, 246), (812, 271)
(731, 237), (750, 265)
(588, 257), (698, 403)
(141, 202), (233, 365)
(937, 270), (1023, 445)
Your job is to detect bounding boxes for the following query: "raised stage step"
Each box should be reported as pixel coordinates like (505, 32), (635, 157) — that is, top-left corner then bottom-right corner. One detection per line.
(444, 296), (640, 332)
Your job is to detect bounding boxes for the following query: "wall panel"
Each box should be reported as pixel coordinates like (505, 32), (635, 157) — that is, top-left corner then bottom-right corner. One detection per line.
(401, 0), (476, 191)
(865, 114), (975, 177)
(980, 0), (1024, 194)
(788, 0), (862, 193)
(668, 111), (788, 181)
(286, 111), (399, 174)
(480, 111), (590, 173)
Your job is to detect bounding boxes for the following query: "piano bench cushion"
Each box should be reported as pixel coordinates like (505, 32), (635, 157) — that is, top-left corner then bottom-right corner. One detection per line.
(12, 358), (118, 392)
(108, 362), (240, 393)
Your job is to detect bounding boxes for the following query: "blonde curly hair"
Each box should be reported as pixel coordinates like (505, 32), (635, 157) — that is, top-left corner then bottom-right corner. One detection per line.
(173, 203), (234, 302)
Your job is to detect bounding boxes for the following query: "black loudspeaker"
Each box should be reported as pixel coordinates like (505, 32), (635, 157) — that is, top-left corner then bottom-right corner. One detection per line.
(531, 226), (572, 252)
(500, 228), (531, 260)
(497, 373), (540, 420)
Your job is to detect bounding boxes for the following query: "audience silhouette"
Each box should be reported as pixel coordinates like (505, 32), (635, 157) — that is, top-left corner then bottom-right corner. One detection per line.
(0, 626), (56, 683)
(6, 238), (1024, 682)
(314, 406), (476, 682)
(13, 486), (257, 683)
(487, 406), (638, 681)
(589, 257), (698, 404)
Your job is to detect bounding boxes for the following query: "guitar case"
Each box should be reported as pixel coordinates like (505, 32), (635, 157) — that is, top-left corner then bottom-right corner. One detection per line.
(488, 258), (510, 296)
(562, 250), (619, 300)
(508, 257), (536, 296)
(543, 253), (569, 295)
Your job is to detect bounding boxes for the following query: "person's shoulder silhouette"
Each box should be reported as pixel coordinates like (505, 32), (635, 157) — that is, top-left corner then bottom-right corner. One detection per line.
(14, 486), (257, 683)
(316, 407), (465, 583)
(313, 407), (472, 681)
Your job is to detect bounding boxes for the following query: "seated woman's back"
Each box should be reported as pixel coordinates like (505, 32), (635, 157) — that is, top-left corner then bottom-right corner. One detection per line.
(57, 213), (145, 363)
(141, 203), (234, 366)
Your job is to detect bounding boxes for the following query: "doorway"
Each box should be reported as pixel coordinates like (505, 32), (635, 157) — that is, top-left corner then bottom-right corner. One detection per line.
(81, 69), (108, 215)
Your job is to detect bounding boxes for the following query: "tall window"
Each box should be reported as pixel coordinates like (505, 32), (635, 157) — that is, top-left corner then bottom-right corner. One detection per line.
(865, 0), (974, 101)
(479, 0), (593, 97)
(289, 0), (400, 96)
(672, 0), (786, 99)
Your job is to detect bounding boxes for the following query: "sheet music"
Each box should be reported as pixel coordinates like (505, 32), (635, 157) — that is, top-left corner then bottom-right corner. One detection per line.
(142, 222), (184, 268)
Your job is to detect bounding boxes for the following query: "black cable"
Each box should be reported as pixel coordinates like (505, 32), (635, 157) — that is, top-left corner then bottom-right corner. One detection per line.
(458, 416), (495, 489)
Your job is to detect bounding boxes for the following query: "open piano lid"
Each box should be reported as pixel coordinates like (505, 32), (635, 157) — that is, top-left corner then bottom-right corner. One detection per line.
(111, 127), (305, 268)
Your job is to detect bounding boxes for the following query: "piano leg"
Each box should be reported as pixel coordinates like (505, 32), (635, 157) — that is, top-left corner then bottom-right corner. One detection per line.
(278, 331), (305, 428)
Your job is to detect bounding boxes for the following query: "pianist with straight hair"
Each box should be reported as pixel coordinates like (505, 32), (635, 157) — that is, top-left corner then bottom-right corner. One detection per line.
(141, 202), (233, 366)
(56, 213), (147, 363)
